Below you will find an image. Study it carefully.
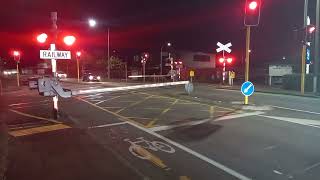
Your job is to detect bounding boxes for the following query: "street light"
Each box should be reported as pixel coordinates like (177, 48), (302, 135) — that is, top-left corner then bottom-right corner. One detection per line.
(88, 18), (111, 79)
(76, 51), (81, 82)
(88, 19), (97, 27)
(160, 42), (172, 75)
(12, 50), (21, 87)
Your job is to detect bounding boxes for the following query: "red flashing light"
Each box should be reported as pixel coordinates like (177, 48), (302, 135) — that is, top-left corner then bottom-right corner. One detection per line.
(227, 58), (233, 64)
(37, 33), (48, 43)
(249, 1), (258, 10)
(178, 61), (182, 64)
(63, 35), (76, 46)
(309, 26), (316, 33)
(76, 51), (81, 57)
(219, 58), (225, 64)
(13, 51), (20, 56)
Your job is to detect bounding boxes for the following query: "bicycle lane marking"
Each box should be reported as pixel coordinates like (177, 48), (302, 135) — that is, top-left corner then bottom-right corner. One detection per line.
(78, 97), (251, 180)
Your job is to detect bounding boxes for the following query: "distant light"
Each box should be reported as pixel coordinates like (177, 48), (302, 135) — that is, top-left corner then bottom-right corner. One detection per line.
(63, 35), (76, 46)
(179, 61), (182, 64)
(13, 51), (20, 56)
(309, 26), (316, 33)
(227, 58), (233, 64)
(282, 56), (286, 60)
(37, 33), (48, 43)
(76, 51), (81, 57)
(167, 42), (172, 47)
(89, 75), (94, 80)
(88, 19), (97, 27)
(219, 58), (225, 63)
(249, 1), (258, 10)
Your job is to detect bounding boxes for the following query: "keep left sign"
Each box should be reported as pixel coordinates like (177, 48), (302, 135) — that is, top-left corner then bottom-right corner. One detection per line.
(40, 50), (71, 60)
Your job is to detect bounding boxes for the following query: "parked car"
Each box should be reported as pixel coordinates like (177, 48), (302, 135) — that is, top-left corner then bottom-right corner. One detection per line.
(82, 73), (101, 82)
(28, 77), (39, 89)
(57, 71), (67, 79)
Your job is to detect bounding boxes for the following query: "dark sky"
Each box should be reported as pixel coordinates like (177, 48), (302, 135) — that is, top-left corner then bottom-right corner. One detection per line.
(0, 0), (313, 66)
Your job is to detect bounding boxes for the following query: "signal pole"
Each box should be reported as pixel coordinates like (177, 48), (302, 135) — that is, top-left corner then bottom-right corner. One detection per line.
(314, 0), (320, 93)
(244, 26), (251, 105)
(301, 0), (308, 95)
(51, 12), (59, 119)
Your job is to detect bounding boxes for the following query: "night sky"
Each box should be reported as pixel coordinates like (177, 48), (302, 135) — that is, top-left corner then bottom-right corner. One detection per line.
(0, 0), (314, 67)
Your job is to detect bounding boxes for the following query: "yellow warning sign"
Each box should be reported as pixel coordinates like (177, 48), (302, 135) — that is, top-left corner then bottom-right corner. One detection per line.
(189, 70), (195, 77)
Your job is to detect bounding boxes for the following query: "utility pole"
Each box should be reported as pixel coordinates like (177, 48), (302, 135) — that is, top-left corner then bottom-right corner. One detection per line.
(314, 0), (320, 93)
(51, 12), (59, 119)
(107, 28), (110, 79)
(301, 0), (308, 95)
(244, 26), (251, 105)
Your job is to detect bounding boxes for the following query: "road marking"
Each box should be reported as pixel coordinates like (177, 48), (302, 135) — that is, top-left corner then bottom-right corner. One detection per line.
(102, 106), (122, 109)
(146, 99), (179, 128)
(88, 122), (127, 129)
(209, 106), (214, 119)
(180, 176), (191, 180)
(11, 103), (50, 109)
(116, 95), (154, 113)
(149, 112), (264, 132)
(302, 161), (320, 173)
(9, 124), (71, 137)
(95, 96), (121, 105)
(126, 116), (152, 120)
(79, 95), (251, 180)
(258, 115), (320, 129)
(126, 121), (251, 180)
(76, 97), (146, 127)
(9, 109), (61, 124)
(214, 111), (265, 122)
(271, 105), (320, 115)
(132, 145), (169, 170)
(9, 100), (50, 107)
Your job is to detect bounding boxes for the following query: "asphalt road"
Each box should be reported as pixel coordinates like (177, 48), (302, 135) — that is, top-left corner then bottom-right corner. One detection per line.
(2, 81), (320, 180)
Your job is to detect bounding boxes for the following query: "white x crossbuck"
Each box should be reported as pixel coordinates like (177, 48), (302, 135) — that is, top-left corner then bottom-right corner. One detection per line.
(216, 42), (232, 53)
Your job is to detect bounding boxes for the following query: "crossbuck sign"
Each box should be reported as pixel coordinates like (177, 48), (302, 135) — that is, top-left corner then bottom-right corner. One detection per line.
(216, 42), (232, 53)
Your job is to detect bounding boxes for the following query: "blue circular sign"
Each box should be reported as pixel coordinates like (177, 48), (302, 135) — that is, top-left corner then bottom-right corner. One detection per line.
(241, 81), (255, 96)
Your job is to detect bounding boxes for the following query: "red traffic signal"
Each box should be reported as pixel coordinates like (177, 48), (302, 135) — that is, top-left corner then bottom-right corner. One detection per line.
(63, 35), (76, 46)
(249, 1), (258, 10)
(245, 0), (261, 26)
(308, 26), (316, 34)
(76, 51), (81, 60)
(12, 50), (21, 62)
(37, 33), (48, 43)
(227, 58), (233, 64)
(219, 58), (225, 64)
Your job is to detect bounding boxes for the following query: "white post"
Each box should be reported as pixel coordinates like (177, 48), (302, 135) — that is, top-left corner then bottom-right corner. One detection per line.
(50, 43), (58, 119)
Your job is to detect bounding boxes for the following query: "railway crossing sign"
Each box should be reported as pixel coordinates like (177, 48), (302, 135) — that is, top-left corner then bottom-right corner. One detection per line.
(241, 81), (255, 96)
(216, 42), (232, 53)
(40, 50), (71, 60)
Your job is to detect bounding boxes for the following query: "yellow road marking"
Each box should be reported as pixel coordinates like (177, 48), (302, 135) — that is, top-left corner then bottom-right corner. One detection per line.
(126, 116), (152, 120)
(138, 92), (234, 111)
(102, 106), (123, 109)
(146, 99), (179, 128)
(210, 106), (214, 119)
(179, 176), (191, 180)
(94, 95), (121, 105)
(132, 145), (168, 169)
(9, 124), (71, 137)
(76, 97), (147, 127)
(116, 95), (154, 113)
(9, 109), (61, 124)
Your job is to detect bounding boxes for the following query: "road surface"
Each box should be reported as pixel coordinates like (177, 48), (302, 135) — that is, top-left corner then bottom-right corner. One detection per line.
(2, 81), (320, 180)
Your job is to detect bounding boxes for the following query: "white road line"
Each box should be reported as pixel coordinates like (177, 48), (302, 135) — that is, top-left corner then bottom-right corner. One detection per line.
(149, 111), (265, 132)
(95, 96), (121, 105)
(214, 111), (265, 122)
(126, 121), (251, 180)
(258, 115), (320, 129)
(271, 105), (320, 115)
(88, 122), (127, 129)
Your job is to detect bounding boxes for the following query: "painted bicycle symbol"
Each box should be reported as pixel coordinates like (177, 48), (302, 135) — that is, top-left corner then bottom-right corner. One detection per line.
(124, 137), (175, 159)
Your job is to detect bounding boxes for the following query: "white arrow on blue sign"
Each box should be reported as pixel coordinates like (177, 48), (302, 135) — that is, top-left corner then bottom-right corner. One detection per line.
(241, 81), (255, 96)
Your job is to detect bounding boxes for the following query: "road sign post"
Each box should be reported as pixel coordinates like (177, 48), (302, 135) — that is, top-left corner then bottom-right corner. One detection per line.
(189, 70), (194, 82)
(216, 42), (232, 85)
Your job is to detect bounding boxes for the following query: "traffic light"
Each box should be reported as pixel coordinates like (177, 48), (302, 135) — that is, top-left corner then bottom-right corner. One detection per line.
(76, 51), (81, 60)
(13, 51), (21, 62)
(38, 77), (72, 98)
(244, 0), (261, 26)
(143, 53), (149, 59)
(219, 58), (225, 64)
(306, 25), (316, 42)
(227, 58), (233, 64)
(63, 35), (76, 46)
(37, 33), (48, 44)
